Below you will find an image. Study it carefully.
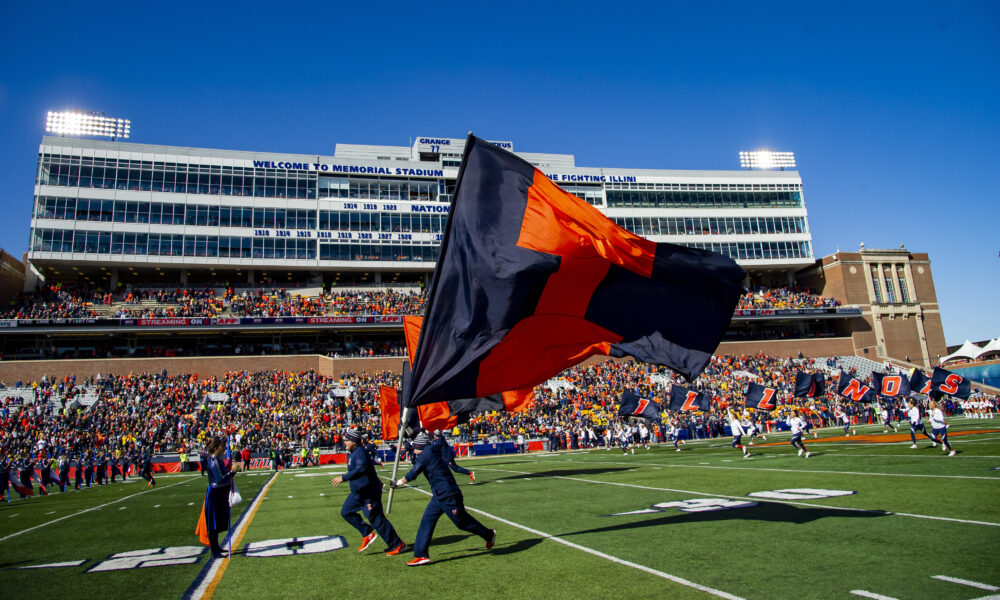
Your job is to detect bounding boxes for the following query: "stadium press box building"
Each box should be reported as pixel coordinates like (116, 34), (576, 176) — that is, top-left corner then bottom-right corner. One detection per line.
(29, 135), (814, 284)
(11, 134), (944, 368)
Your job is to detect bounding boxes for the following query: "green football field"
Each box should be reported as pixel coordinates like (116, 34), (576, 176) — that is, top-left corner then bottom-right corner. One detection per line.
(2, 420), (999, 600)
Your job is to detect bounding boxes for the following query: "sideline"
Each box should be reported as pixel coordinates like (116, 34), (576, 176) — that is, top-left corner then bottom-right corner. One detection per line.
(183, 471), (279, 600)
(474, 465), (1000, 528)
(391, 479), (745, 600)
(0, 478), (192, 542)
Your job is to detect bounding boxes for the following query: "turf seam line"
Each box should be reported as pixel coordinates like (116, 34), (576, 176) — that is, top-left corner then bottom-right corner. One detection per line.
(476, 467), (1000, 528)
(183, 470), (279, 600)
(0, 478), (191, 543)
(932, 575), (1000, 591)
(388, 478), (745, 600)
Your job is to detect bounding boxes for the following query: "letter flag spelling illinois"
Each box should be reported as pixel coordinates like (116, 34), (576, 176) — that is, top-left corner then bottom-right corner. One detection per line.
(793, 372), (826, 398)
(909, 369), (933, 396)
(406, 136), (745, 407)
(837, 371), (877, 403)
(617, 390), (662, 421)
(668, 386), (712, 412)
(745, 382), (779, 411)
(930, 367), (971, 400)
(871, 372), (911, 397)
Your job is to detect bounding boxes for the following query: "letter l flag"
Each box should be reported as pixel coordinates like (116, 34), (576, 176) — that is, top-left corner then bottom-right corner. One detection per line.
(406, 136), (746, 407)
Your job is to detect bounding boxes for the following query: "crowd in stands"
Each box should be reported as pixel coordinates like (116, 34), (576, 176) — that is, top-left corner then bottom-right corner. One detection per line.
(1, 284), (427, 320)
(4, 283), (843, 321)
(3, 355), (996, 469)
(736, 285), (840, 311)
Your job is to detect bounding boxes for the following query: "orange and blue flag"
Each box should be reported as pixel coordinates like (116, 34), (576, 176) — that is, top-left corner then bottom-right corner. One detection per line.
(407, 136), (745, 407)
(837, 371), (876, 403)
(871, 371), (911, 397)
(617, 390), (661, 421)
(745, 382), (778, 411)
(930, 367), (971, 400)
(668, 386), (711, 412)
(793, 372), (826, 398)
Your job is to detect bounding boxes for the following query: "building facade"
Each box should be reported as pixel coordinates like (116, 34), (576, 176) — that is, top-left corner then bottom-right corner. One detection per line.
(28, 135), (813, 288)
(796, 245), (948, 368)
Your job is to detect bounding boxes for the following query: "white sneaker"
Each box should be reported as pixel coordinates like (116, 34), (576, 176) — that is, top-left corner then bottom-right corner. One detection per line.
(941, 445), (948, 452)
(676, 448), (681, 452)
(805, 452), (811, 458)
(743, 452), (751, 459)
(761, 436), (767, 441)
(930, 442), (937, 448)
(910, 444), (918, 449)
(852, 429), (856, 436)
(798, 449), (803, 457)
(948, 451), (957, 456)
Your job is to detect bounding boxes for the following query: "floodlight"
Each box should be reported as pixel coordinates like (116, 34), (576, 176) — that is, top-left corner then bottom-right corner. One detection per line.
(739, 150), (795, 170)
(45, 110), (131, 139)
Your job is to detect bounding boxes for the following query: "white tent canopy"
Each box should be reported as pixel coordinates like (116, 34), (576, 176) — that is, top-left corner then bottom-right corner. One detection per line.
(940, 339), (984, 364)
(978, 338), (1000, 359)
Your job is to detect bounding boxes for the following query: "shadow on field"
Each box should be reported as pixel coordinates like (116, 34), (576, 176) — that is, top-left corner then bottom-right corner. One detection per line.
(431, 537), (544, 563)
(496, 467), (635, 481)
(569, 503), (886, 536)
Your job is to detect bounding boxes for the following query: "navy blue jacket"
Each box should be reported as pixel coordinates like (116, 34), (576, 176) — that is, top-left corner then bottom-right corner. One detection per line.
(342, 445), (381, 497)
(403, 437), (461, 501)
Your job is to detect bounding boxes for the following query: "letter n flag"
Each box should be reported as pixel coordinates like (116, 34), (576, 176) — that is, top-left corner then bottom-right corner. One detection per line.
(406, 136), (746, 407)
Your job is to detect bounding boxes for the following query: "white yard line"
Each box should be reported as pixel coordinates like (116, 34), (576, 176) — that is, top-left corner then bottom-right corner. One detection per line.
(536, 456), (1000, 481)
(391, 479), (745, 600)
(932, 576), (999, 591)
(474, 466), (1000, 528)
(850, 591), (900, 600)
(0, 478), (191, 543)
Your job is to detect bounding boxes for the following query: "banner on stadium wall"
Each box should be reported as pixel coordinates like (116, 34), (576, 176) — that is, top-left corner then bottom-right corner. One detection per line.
(6, 315), (405, 329)
(6, 309), (860, 329)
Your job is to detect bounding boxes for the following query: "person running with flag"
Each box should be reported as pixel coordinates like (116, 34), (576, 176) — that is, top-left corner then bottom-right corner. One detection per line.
(433, 430), (475, 484)
(333, 430), (405, 556)
(906, 399), (937, 449)
(928, 400), (957, 456)
(392, 431), (496, 566)
(788, 409), (811, 458)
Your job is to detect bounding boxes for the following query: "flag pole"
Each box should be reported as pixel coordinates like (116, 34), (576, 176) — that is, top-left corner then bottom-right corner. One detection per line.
(385, 406), (408, 514)
(226, 437), (232, 558)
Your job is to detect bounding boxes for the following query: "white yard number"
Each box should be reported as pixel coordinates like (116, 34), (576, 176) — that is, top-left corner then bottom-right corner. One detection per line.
(612, 497), (756, 516)
(747, 488), (855, 500)
(652, 499), (758, 513)
(88, 546), (205, 572)
(244, 535), (347, 557)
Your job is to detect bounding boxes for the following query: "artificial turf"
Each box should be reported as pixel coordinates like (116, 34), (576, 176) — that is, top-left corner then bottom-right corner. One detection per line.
(3, 420), (999, 600)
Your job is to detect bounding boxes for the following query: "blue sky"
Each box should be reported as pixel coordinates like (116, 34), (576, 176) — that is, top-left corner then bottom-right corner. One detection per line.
(0, 1), (996, 345)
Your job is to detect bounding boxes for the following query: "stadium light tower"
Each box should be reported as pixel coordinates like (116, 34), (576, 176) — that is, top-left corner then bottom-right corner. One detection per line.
(739, 149), (795, 170)
(45, 110), (131, 140)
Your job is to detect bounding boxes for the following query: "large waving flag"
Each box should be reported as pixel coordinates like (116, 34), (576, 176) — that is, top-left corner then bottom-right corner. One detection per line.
(745, 382), (778, 411)
(793, 372), (826, 398)
(407, 136), (745, 407)
(617, 390), (662, 421)
(871, 372), (911, 397)
(837, 371), (876, 403)
(931, 366), (971, 400)
(668, 385), (712, 412)
(386, 316), (533, 433)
